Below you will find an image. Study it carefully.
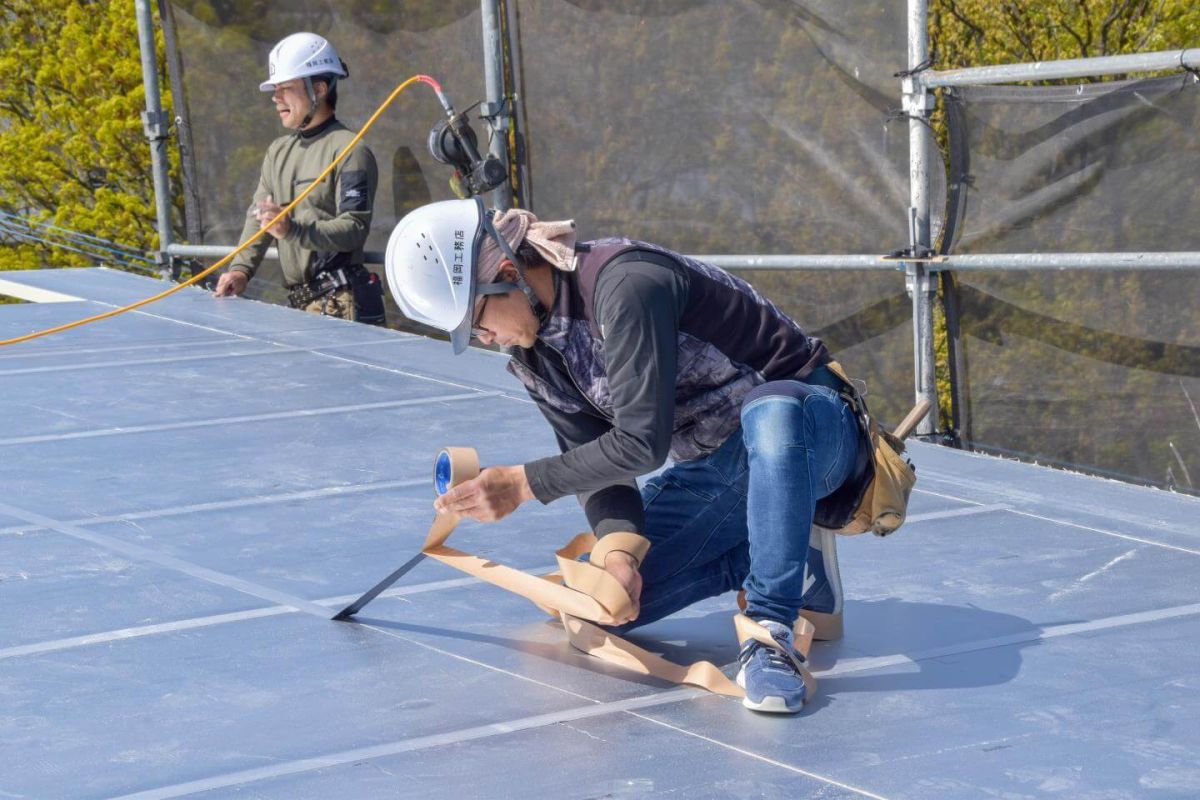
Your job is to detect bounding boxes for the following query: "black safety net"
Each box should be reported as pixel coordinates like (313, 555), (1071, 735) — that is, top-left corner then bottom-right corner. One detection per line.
(943, 75), (1200, 494)
(166, 0), (940, 424)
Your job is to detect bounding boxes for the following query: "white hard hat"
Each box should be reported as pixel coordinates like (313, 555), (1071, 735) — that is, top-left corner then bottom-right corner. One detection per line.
(260, 32), (348, 92)
(387, 198), (525, 354)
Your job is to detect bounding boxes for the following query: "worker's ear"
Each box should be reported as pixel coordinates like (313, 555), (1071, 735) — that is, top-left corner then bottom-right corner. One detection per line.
(497, 260), (519, 284)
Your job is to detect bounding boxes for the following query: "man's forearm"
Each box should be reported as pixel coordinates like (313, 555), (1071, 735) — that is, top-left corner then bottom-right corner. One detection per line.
(228, 214), (270, 277)
(524, 424), (664, 504)
(287, 213), (371, 253)
(579, 483), (646, 536)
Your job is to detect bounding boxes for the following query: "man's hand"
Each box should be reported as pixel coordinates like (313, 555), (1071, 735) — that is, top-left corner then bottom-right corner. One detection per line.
(433, 465), (535, 522)
(604, 550), (642, 624)
(213, 270), (248, 297)
(254, 194), (291, 239)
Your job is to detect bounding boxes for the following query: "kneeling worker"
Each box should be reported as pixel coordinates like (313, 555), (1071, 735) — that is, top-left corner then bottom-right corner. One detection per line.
(385, 199), (871, 713)
(214, 32), (385, 326)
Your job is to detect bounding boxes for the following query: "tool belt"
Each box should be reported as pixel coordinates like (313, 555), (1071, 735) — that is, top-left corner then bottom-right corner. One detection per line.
(286, 264), (370, 309)
(824, 361), (920, 537)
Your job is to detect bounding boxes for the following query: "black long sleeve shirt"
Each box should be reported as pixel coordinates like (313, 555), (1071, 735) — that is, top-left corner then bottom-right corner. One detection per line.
(523, 257), (688, 535)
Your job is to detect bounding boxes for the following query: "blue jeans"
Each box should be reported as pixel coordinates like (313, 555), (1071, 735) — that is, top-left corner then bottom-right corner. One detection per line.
(616, 380), (860, 631)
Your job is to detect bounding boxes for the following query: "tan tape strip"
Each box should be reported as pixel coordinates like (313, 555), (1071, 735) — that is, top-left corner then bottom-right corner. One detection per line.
(422, 447), (780, 698)
(589, 531), (652, 568)
(736, 587), (835, 644)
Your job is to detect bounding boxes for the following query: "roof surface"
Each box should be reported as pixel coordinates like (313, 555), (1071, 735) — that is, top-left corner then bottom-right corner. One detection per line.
(2, 268), (1198, 800)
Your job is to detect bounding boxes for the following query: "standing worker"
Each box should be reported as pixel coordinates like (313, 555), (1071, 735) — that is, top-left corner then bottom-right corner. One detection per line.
(383, 198), (874, 714)
(214, 32), (385, 326)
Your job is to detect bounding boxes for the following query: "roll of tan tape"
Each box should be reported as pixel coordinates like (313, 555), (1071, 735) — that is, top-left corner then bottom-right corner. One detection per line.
(433, 447), (480, 495)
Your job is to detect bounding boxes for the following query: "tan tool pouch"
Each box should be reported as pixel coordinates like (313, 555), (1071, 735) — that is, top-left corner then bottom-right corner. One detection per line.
(825, 361), (923, 537)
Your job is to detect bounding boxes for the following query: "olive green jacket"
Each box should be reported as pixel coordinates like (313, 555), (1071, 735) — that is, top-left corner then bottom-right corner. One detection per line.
(230, 117), (377, 287)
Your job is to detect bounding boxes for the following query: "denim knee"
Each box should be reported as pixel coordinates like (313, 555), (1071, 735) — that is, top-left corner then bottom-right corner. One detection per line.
(741, 381), (828, 456)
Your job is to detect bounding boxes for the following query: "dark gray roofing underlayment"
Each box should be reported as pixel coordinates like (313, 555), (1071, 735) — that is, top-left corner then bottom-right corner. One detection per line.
(2, 268), (1198, 800)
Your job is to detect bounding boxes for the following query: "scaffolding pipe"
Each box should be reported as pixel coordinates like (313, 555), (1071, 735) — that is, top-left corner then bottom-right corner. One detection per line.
(157, 0), (203, 247)
(923, 47), (1200, 88)
(700, 255), (898, 270)
(907, 0), (938, 436)
(164, 244), (1200, 271)
(504, 0), (531, 209)
(931, 252), (1200, 271)
(481, 0), (514, 210)
(694, 253), (1200, 271)
(170, 244), (285, 262)
(134, 0), (173, 277)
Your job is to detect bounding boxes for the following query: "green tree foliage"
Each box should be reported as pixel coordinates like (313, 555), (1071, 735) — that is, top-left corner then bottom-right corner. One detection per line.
(0, 0), (180, 273)
(931, 0), (1199, 70)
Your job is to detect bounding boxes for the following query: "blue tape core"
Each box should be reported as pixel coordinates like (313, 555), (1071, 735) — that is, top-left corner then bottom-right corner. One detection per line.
(434, 450), (453, 496)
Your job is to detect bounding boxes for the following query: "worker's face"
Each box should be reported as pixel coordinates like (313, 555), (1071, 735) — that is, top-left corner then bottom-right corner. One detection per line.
(271, 78), (326, 129)
(472, 266), (539, 349)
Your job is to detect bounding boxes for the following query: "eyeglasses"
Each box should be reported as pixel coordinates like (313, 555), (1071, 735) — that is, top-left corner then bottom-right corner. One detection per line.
(470, 295), (490, 339)
(470, 273), (520, 339)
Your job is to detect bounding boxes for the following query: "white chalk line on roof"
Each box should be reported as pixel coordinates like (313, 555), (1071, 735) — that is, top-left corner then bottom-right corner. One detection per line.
(0, 501), (1035, 663)
(917, 481), (1200, 556)
(3, 426), (1190, 670)
(920, 466), (1200, 531)
(0, 334), (235, 360)
(0, 274), (512, 394)
(101, 598), (1200, 800)
(0, 476), (431, 536)
(1006, 507), (1200, 557)
(0, 573), (529, 662)
(625, 712), (892, 800)
(0, 500), (336, 620)
(118, 298), (517, 395)
(0, 390), (498, 446)
(0, 336), (409, 376)
(104, 612), (890, 800)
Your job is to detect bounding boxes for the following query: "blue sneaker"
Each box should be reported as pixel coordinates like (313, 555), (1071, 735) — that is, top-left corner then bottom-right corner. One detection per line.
(800, 525), (844, 641)
(736, 618), (812, 713)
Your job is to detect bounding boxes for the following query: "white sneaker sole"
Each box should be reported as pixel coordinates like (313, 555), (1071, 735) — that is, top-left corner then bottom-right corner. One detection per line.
(736, 667), (805, 714)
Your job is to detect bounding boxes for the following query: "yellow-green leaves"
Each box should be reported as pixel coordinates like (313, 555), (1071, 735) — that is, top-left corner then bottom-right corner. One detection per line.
(930, 0), (1199, 75)
(0, 0), (181, 272)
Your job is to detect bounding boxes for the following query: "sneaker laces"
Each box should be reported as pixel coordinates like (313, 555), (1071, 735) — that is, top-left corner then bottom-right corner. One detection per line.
(738, 638), (804, 673)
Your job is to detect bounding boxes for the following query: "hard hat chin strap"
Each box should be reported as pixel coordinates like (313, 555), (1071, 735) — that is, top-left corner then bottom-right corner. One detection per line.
(297, 74), (338, 131)
(481, 211), (547, 323)
(298, 76), (318, 130)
